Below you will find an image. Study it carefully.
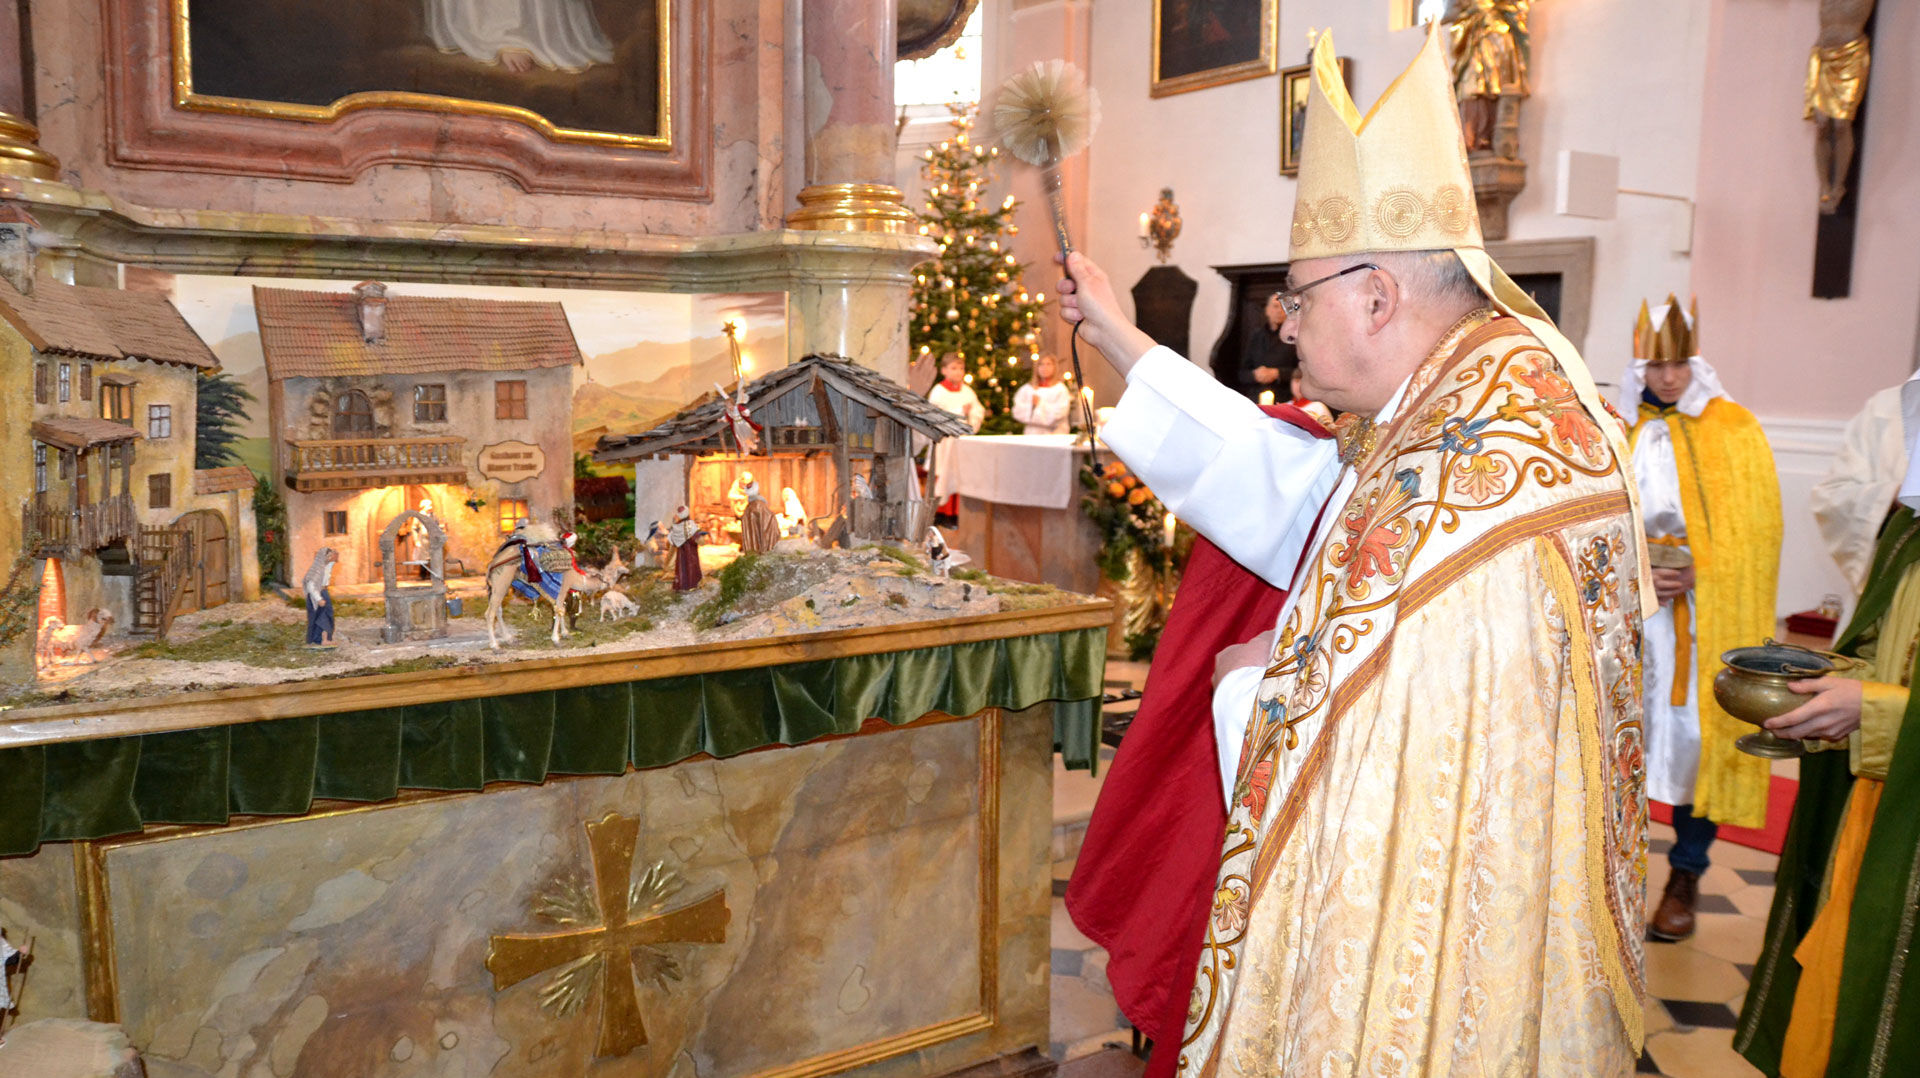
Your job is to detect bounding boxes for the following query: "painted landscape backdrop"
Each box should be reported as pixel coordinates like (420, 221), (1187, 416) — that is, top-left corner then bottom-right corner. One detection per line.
(158, 274), (789, 478)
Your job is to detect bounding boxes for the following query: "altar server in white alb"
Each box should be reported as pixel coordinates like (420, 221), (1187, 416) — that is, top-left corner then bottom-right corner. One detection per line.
(1012, 352), (1073, 435)
(925, 351), (984, 513)
(1058, 25), (1651, 1075)
(1621, 298), (1781, 944)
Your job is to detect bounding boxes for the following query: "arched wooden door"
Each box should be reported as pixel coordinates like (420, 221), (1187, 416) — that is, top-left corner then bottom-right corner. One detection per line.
(173, 509), (229, 613)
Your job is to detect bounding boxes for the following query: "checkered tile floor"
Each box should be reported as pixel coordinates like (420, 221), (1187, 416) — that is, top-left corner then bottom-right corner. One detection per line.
(1051, 662), (1775, 1076)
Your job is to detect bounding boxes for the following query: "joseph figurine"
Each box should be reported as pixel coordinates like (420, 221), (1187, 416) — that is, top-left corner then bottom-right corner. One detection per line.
(1058, 25), (1650, 1075)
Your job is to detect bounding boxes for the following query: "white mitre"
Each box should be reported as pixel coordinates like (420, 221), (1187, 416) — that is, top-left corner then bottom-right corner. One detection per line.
(1291, 24), (1653, 617)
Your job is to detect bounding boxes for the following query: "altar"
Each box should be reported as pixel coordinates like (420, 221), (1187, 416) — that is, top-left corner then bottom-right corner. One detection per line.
(948, 436), (1106, 597)
(0, 604), (1108, 1078)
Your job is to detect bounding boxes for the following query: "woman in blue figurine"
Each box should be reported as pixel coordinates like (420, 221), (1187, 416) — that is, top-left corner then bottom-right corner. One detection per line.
(303, 546), (338, 647)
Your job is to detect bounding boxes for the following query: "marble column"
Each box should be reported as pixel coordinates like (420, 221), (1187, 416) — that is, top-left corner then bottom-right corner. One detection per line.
(0, 3), (57, 181)
(786, 0), (915, 233)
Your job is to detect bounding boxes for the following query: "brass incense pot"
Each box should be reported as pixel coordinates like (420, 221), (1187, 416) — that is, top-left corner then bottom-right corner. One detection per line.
(1712, 640), (1856, 759)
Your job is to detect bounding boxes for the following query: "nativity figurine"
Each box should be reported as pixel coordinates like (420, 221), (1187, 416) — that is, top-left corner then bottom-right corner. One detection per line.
(733, 470), (782, 554)
(717, 381), (764, 455)
(925, 525), (971, 578)
(303, 547), (338, 648)
(35, 608), (114, 672)
(669, 505), (705, 591)
(779, 487), (810, 537)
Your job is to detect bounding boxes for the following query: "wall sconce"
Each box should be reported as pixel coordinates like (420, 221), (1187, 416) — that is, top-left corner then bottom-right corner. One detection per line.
(1138, 188), (1182, 263)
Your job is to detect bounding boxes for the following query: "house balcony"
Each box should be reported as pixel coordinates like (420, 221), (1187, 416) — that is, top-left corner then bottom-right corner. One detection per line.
(285, 437), (468, 493)
(22, 493), (137, 556)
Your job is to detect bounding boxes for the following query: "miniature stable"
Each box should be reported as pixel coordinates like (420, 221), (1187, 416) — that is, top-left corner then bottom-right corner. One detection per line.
(594, 353), (974, 546)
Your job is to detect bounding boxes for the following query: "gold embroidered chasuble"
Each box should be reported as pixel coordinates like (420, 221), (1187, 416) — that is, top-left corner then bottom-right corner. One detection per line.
(1182, 316), (1648, 1077)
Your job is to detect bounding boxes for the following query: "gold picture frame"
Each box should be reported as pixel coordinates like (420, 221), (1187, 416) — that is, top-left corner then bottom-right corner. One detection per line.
(1150, 0), (1278, 98)
(1280, 57), (1351, 176)
(168, 0), (672, 150)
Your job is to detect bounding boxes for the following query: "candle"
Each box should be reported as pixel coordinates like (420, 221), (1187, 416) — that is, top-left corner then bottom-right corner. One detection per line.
(1258, 389), (1275, 406)
(1139, 212), (1150, 238)
(1163, 511), (1176, 549)
(1082, 386), (1095, 412)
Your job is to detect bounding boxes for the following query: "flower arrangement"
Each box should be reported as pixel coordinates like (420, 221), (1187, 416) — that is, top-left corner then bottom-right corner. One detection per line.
(1079, 459), (1172, 582)
(1080, 459), (1193, 658)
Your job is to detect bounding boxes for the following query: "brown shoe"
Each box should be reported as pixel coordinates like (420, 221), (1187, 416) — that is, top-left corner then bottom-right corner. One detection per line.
(1649, 868), (1700, 941)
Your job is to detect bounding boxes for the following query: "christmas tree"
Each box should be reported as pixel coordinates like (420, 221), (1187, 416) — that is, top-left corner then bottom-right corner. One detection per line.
(909, 103), (1051, 435)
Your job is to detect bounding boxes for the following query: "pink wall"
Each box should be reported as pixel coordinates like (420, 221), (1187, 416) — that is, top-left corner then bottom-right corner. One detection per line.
(1692, 0), (1920, 418)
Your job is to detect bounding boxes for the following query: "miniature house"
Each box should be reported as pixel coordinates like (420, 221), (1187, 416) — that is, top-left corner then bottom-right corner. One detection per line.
(254, 282), (583, 587)
(593, 353), (973, 542)
(1, 276), (260, 643)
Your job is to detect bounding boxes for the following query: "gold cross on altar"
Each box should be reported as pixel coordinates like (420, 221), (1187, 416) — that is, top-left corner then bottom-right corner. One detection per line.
(486, 813), (730, 1059)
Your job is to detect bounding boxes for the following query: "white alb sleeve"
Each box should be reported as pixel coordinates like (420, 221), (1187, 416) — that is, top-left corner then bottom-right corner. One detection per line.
(1102, 347), (1341, 588)
(1211, 665), (1264, 807)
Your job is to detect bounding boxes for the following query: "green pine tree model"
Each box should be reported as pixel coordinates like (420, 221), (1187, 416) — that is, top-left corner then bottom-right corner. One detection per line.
(195, 369), (256, 469)
(909, 103), (1052, 436)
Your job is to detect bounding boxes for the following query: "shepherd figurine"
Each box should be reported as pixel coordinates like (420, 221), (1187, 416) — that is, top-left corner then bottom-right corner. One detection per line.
(668, 505), (705, 591)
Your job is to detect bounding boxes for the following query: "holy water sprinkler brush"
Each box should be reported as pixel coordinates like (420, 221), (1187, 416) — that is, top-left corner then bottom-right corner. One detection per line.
(993, 60), (1101, 258)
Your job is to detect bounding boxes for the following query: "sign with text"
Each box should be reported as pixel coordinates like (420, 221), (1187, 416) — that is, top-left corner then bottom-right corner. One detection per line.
(478, 441), (546, 484)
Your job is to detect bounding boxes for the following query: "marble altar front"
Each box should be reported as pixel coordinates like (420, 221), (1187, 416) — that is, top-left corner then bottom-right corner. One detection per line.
(0, 605), (1107, 1077)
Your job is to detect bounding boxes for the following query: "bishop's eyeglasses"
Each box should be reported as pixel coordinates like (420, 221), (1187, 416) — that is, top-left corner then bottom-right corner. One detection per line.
(1277, 262), (1381, 318)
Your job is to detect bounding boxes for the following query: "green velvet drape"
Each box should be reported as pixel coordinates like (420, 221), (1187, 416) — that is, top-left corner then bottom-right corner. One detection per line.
(0, 628), (1106, 857)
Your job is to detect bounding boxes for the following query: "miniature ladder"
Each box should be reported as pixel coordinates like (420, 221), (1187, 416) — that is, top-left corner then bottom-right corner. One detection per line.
(131, 524), (193, 638)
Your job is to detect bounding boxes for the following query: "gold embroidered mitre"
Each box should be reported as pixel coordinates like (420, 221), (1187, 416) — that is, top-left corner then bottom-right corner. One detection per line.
(1290, 25), (1481, 261)
(1286, 24), (1657, 620)
(1632, 295), (1699, 362)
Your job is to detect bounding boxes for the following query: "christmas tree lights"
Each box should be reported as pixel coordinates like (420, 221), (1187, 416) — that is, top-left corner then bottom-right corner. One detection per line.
(909, 103), (1050, 435)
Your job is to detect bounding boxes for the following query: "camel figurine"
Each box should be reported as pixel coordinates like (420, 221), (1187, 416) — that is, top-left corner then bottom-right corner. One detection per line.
(482, 526), (602, 649)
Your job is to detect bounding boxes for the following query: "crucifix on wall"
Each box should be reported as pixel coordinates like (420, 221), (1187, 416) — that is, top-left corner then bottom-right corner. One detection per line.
(1807, 0), (1876, 298)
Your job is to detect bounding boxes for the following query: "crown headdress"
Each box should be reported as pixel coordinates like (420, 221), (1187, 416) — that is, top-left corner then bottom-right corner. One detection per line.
(1632, 295), (1700, 363)
(1290, 27), (1481, 261)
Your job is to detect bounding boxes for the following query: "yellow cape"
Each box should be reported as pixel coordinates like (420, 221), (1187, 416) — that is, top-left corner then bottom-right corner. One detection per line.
(1632, 397), (1782, 828)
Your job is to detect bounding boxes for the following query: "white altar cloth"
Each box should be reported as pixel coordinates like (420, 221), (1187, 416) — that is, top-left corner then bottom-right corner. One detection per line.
(951, 434), (1090, 510)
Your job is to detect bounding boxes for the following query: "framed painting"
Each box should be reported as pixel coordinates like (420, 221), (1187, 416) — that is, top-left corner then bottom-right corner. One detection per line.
(1280, 57), (1350, 176)
(174, 0), (670, 145)
(106, 0), (710, 198)
(1150, 0), (1277, 98)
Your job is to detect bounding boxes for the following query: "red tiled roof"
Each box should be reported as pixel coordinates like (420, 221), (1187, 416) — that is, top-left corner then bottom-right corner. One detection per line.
(253, 285), (584, 380)
(32, 417), (142, 450)
(0, 278), (217, 369)
(195, 466), (256, 494)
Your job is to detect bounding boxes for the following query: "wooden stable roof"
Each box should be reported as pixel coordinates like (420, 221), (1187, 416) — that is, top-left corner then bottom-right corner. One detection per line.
(253, 284), (584, 380)
(32, 417), (142, 450)
(593, 353), (974, 463)
(0, 279), (217, 369)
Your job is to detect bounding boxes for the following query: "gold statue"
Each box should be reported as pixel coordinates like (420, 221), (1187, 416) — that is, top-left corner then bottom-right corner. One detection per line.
(1806, 0), (1875, 213)
(1443, 0), (1530, 155)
